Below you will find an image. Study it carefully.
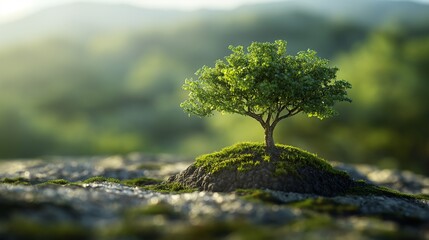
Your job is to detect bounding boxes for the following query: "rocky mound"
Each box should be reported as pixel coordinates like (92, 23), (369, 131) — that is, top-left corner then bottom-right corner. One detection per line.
(167, 143), (355, 196)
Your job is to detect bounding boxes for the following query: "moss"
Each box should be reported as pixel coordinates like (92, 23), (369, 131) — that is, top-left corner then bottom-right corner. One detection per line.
(415, 193), (429, 200)
(121, 177), (163, 187)
(37, 179), (70, 186)
(0, 177), (30, 185)
(289, 197), (359, 215)
(235, 189), (283, 204)
(195, 143), (266, 174)
(195, 142), (348, 178)
(81, 176), (121, 184)
(144, 182), (197, 193)
(348, 182), (429, 200)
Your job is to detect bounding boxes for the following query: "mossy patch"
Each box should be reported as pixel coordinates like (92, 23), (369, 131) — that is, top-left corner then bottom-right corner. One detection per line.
(82, 176), (121, 184)
(144, 182), (197, 193)
(348, 182), (429, 200)
(0, 177), (30, 185)
(235, 189), (283, 204)
(121, 177), (163, 187)
(288, 197), (359, 215)
(37, 179), (70, 186)
(195, 142), (348, 178)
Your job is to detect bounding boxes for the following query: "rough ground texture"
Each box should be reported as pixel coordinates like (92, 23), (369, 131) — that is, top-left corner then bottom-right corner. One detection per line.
(167, 143), (354, 196)
(0, 152), (429, 239)
(167, 163), (353, 196)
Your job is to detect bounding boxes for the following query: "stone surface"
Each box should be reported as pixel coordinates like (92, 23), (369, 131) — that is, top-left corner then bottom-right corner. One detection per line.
(167, 160), (354, 196)
(0, 153), (429, 239)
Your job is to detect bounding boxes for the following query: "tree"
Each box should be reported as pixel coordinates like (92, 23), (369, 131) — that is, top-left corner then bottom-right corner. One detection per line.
(181, 40), (351, 156)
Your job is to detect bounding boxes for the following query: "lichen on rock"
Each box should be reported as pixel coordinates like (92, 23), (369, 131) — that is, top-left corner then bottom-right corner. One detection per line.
(166, 142), (354, 196)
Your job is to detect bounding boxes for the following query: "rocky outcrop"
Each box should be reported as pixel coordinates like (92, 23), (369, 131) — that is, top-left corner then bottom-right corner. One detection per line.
(167, 161), (354, 196)
(167, 143), (355, 196)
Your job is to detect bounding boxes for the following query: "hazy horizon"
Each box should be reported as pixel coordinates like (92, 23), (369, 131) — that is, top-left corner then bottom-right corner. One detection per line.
(0, 0), (276, 24)
(1, 0), (429, 24)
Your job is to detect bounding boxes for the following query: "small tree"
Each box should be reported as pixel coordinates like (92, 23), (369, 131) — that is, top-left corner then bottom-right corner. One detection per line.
(181, 40), (351, 156)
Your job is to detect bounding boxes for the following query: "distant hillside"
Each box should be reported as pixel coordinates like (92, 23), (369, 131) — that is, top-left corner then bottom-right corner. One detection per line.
(243, 0), (429, 26)
(0, 0), (428, 173)
(1, 0), (429, 46)
(0, 2), (188, 45)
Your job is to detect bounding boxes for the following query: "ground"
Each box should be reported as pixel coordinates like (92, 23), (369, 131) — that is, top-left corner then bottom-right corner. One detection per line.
(0, 149), (429, 239)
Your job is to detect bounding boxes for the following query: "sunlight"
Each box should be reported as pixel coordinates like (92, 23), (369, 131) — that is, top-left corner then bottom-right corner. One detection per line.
(0, 0), (274, 23)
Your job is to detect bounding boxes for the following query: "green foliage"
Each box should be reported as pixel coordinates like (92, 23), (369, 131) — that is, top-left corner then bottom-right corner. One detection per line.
(181, 40), (351, 151)
(181, 40), (351, 120)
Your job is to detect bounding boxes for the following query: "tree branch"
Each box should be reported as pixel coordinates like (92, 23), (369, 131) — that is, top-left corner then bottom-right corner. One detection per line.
(271, 107), (301, 128)
(265, 111), (272, 126)
(245, 109), (264, 126)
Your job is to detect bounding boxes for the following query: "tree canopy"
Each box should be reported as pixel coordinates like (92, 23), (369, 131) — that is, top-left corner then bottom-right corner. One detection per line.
(181, 40), (351, 154)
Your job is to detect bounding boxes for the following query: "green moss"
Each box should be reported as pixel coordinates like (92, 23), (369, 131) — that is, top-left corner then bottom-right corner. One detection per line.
(144, 182), (197, 193)
(121, 177), (162, 187)
(415, 193), (429, 200)
(348, 183), (429, 200)
(81, 176), (121, 184)
(235, 189), (282, 204)
(195, 142), (348, 178)
(289, 197), (359, 215)
(195, 143), (266, 174)
(0, 177), (30, 185)
(37, 179), (70, 186)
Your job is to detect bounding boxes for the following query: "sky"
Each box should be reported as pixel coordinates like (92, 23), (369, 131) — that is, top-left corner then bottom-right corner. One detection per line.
(0, 0), (428, 24)
(0, 0), (275, 24)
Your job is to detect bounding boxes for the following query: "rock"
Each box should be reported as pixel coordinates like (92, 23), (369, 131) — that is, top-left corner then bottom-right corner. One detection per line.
(167, 143), (354, 196)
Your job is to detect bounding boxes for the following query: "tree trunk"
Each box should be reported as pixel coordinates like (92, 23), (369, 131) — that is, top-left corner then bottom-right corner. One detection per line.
(264, 126), (278, 158)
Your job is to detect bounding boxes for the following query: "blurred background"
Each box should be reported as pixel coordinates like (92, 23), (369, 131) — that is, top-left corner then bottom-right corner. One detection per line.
(0, 0), (428, 174)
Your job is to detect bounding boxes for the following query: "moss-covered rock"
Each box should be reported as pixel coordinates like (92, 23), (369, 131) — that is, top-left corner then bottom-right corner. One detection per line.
(167, 142), (354, 196)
